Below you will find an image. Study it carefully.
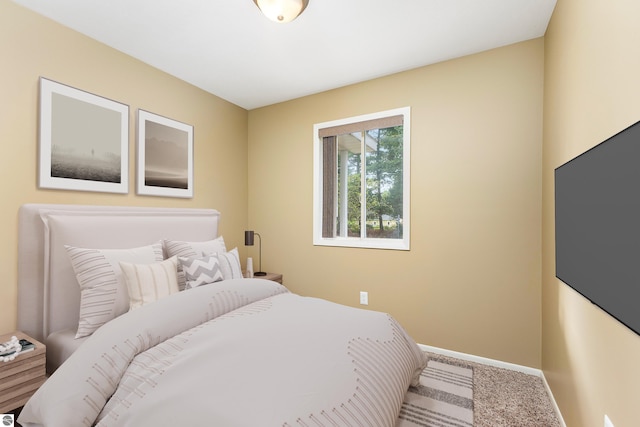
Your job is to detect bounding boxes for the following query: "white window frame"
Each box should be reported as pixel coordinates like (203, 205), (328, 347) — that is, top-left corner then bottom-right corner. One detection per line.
(313, 107), (411, 250)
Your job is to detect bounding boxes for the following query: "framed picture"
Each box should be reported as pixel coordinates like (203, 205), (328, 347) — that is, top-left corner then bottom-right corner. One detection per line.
(136, 110), (193, 198)
(38, 77), (129, 193)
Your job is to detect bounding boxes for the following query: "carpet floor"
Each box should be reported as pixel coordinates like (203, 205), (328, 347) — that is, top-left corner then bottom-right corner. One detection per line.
(421, 352), (561, 427)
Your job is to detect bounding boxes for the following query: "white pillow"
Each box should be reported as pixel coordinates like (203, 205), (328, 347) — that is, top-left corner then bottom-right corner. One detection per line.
(164, 237), (227, 290)
(210, 247), (243, 280)
(120, 256), (179, 310)
(178, 255), (224, 289)
(66, 242), (164, 338)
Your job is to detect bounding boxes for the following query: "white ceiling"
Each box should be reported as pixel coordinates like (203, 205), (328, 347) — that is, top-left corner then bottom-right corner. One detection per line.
(13, 0), (557, 110)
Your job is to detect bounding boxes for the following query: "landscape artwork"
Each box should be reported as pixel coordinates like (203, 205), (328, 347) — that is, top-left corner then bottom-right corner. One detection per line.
(137, 110), (193, 198)
(38, 78), (129, 193)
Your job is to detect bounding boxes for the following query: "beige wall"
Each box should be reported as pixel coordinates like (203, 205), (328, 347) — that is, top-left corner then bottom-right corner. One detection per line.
(543, 0), (640, 426)
(0, 2), (249, 335)
(248, 39), (544, 368)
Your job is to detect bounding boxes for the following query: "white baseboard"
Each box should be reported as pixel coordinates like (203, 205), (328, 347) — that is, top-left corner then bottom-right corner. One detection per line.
(418, 343), (566, 427)
(541, 370), (567, 427)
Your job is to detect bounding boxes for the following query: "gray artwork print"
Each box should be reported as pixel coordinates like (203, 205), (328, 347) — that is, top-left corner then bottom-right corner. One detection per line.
(50, 93), (122, 183)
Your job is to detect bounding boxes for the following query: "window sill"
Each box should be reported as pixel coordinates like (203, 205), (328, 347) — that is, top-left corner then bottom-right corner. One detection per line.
(313, 237), (409, 251)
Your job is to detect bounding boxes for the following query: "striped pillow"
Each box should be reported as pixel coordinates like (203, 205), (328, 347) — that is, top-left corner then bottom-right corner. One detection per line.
(213, 247), (243, 280)
(178, 255), (224, 289)
(120, 256), (179, 310)
(164, 237), (226, 290)
(66, 242), (164, 338)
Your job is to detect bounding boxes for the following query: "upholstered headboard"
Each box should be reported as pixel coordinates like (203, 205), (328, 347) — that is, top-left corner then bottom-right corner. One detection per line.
(18, 204), (221, 342)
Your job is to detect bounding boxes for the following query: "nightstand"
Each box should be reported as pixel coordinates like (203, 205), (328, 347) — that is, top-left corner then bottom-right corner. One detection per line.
(253, 272), (283, 284)
(0, 331), (46, 413)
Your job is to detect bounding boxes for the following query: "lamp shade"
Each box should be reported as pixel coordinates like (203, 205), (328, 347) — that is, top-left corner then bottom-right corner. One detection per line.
(253, 0), (309, 23)
(244, 230), (255, 246)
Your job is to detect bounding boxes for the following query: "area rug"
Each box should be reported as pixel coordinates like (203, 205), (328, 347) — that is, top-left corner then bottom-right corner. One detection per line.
(396, 358), (474, 426)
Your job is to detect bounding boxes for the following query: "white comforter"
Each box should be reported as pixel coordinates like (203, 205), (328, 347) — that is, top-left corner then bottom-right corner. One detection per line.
(19, 279), (426, 427)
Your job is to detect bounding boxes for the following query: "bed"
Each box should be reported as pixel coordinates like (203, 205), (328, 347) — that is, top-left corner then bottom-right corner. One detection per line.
(16, 204), (426, 427)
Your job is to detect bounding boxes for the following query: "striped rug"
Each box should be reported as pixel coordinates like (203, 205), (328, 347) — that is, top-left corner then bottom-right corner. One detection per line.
(396, 358), (474, 427)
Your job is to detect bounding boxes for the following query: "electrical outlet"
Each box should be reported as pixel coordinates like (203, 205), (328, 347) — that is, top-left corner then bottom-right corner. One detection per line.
(360, 291), (368, 305)
(604, 415), (614, 427)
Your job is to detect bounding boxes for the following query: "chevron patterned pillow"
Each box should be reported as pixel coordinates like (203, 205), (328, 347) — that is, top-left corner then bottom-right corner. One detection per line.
(178, 255), (224, 289)
(164, 237), (227, 291)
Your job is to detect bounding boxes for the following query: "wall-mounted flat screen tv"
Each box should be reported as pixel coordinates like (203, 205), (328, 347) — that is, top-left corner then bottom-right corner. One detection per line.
(555, 120), (640, 336)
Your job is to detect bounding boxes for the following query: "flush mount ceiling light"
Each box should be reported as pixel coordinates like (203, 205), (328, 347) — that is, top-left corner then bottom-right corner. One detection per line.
(253, 0), (309, 23)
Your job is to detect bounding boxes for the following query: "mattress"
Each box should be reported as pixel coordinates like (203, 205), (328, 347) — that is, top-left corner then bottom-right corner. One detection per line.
(45, 329), (87, 374)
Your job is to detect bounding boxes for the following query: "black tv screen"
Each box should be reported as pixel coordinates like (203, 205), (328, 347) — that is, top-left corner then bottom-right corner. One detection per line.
(555, 120), (640, 336)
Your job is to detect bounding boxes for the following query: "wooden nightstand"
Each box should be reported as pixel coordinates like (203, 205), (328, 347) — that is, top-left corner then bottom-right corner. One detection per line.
(253, 272), (283, 284)
(0, 331), (46, 413)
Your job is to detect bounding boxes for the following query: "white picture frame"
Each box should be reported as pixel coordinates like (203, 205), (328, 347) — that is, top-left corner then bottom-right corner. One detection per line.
(136, 109), (194, 198)
(38, 77), (129, 194)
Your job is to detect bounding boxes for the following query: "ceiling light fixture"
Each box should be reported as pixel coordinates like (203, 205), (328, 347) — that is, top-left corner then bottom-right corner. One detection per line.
(253, 0), (309, 23)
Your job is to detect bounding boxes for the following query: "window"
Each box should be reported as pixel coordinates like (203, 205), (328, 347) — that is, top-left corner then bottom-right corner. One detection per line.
(313, 107), (410, 250)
